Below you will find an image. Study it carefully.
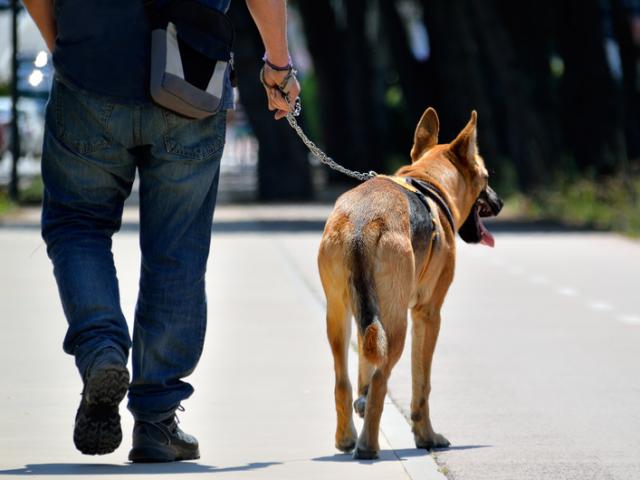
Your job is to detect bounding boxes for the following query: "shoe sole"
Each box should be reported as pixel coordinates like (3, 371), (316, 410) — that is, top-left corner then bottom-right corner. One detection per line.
(74, 365), (130, 455)
(129, 445), (200, 463)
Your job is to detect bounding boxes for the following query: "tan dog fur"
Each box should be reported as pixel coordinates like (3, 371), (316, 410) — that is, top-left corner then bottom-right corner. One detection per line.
(317, 107), (491, 459)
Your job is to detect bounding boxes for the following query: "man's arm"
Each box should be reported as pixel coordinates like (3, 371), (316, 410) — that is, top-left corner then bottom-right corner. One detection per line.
(245, 0), (289, 67)
(246, 0), (300, 120)
(22, 0), (56, 52)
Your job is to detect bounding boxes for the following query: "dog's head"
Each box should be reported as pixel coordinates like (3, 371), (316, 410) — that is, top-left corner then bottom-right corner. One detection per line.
(409, 107), (503, 247)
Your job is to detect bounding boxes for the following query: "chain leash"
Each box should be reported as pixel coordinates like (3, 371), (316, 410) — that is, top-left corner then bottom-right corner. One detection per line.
(284, 106), (377, 182)
(261, 66), (377, 182)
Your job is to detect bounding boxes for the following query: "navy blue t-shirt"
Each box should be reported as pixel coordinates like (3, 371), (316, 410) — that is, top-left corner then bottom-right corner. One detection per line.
(53, 0), (232, 104)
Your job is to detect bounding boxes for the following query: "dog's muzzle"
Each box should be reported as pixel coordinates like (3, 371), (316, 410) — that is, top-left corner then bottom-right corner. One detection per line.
(458, 185), (503, 247)
(477, 186), (503, 218)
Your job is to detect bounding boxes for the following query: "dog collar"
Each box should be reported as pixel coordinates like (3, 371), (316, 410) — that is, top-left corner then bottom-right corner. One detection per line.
(378, 175), (456, 231)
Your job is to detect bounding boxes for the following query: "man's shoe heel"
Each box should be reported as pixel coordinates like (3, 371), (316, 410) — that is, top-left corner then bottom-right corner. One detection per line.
(85, 367), (129, 406)
(74, 364), (130, 455)
(74, 408), (123, 455)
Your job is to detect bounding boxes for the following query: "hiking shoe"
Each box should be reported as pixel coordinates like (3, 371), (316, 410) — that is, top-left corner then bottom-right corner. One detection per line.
(129, 415), (200, 463)
(73, 348), (129, 455)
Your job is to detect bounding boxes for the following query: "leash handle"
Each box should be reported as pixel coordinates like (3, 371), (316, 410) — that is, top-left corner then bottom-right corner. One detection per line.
(259, 66), (302, 117)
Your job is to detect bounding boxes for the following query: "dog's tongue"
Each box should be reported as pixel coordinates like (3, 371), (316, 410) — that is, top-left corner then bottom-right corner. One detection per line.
(478, 218), (495, 248)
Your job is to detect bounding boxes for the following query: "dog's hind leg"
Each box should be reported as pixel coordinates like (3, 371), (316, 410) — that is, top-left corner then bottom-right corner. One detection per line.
(353, 335), (375, 418)
(319, 228), (358, 453)
(354, 311), (407, 459)
(320, 264), (357, 453)
(354, 234), (412, 459)
(326, 295), (357, 453)
(411, 301), (451, 450)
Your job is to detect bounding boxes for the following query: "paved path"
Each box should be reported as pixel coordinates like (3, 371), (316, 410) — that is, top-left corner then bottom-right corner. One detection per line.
(1, 205), (639, 479)
(0, 205), (442, 480)
(278, 217), (640, 480)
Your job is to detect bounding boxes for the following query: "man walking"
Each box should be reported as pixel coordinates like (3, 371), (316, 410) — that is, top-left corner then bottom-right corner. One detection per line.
(22, 0), (300, 462)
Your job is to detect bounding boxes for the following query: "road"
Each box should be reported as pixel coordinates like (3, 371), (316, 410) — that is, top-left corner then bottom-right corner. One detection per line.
(1, 205), (639, 479)
(0, 205), (442, 480)
(280, 215), (640, 480)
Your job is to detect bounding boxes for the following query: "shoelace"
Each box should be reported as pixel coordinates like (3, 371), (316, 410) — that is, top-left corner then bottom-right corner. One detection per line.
(165, 404), (186, 432)
(175, 404), (185, 425)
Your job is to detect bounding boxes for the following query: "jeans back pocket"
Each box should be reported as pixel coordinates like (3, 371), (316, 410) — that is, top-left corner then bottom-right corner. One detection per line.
(162, 110), (227, 161)
(52, 78), (115, 155)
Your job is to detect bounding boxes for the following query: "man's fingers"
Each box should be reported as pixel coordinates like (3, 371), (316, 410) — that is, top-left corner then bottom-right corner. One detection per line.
(263, 80), (300, 119)
(265, 86), (291, 111)
(265, 87), (280, 111)
(260, 64), (302, 119)
(272, 97), (289, 111)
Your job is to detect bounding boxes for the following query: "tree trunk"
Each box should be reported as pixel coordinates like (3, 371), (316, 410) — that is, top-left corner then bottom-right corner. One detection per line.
(495, 0), (564, 186)
(344, 0), (385, 175)
(420, 0), (501, 172)
(379, 0), (433, 125)
(295, 0), (353, 183)
(227, 2), (312, 200)
(555, 0), (625, 174)
(611, 0), (640, 162)
(469, 0), (559, 190)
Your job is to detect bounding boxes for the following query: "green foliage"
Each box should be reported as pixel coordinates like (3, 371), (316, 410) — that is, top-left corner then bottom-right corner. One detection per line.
(523, 174), (640, 236)
(549, 54), (565, 78)
(386, 153), (408, 174)
(0, 176), (45, 218)
(384, 85), (403, 109)
(20, 176), (45, 205)
(0, 83), (10, 96)
(299, 73), (323, 146)
(383, 81), (413, 173)
(490, 157), (519, 199)
(0, 189), (15, 217)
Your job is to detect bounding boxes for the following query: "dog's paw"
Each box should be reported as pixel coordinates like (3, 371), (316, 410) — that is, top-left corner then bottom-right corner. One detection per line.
(415, 432), (451, 450)
(353, 396), (366, 418)
(353, 446), (378, 460)
(336, 423), (357, 453)
(336, 438), (356, 453)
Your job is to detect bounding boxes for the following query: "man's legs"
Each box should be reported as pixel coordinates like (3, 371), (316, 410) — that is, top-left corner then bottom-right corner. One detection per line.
(41, 78), (137, 454)
(127, 106), (226, 461)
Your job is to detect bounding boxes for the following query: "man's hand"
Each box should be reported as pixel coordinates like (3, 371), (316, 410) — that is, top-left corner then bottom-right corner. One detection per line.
(246, 0), (301, 120)
(261, 64), (301, 120)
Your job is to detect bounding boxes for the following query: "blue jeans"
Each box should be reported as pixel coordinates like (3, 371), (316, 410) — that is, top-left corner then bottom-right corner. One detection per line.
(41, 76), (226, 422)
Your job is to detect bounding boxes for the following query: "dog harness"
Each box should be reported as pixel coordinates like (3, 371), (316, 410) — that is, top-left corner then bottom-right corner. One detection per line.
(378, 175), (456, 231)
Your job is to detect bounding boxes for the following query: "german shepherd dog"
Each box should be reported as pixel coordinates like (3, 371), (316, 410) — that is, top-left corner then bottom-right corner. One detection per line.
(317, 107), (503, 459)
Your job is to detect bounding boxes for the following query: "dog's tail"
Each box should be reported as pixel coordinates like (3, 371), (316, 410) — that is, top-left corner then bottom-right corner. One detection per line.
(349, 237), (388, 366)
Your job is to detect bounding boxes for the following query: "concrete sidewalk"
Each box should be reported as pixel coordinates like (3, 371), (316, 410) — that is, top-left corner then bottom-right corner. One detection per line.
(0, 206), (444, 479)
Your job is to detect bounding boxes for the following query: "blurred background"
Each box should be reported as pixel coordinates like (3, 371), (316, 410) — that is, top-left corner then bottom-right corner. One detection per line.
(1, 0), (639, 233)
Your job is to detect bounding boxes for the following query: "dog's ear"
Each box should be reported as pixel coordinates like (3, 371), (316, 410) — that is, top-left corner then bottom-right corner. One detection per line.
(449, 110), (478, 164)
(410, 107), (440, 163)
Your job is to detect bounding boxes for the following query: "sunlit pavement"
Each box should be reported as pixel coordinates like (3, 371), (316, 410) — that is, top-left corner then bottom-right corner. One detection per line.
(0, 205), (442, 480)
(1, 204), (639, 479)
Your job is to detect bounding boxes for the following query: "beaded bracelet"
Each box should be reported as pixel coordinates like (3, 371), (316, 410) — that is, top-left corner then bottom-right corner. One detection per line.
(262, 52), (293, 72)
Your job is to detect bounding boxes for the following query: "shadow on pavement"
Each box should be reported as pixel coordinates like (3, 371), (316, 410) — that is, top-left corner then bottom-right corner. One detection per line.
(0, 219), (328, 233)
(212, 219), (327, 233)
(0, 461), (280, 476)
(312, 444), (491, 464)
(313, 448), (431, 464)
(0, 218), (595, 235)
